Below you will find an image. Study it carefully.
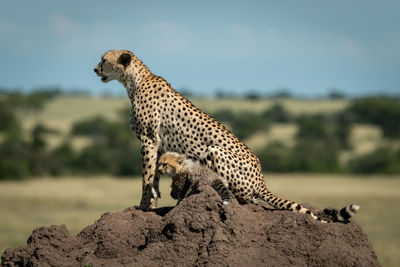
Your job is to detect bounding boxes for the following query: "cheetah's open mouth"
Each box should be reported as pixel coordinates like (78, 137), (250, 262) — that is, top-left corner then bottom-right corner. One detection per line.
(101, 75), (108, 82)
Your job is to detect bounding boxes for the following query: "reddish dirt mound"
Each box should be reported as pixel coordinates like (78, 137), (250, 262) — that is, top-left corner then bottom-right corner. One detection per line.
(2, 181), (380, 267)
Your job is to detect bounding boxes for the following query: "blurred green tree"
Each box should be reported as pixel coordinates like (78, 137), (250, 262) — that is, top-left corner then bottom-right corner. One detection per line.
(257, 141), (291, 172)
(348, 147), (400, 174)
(348, 97), (400, 138)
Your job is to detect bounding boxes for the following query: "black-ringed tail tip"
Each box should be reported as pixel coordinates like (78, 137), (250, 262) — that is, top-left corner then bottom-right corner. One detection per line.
(336, 204), (360, 222)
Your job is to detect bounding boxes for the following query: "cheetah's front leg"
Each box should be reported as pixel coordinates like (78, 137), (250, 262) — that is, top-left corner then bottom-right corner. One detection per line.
(138, 135), (161, 210)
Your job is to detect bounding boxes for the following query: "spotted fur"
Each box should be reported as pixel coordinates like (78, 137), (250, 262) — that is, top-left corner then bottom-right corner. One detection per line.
(94, 49), (359, 223)
(158, 152), (231, 205)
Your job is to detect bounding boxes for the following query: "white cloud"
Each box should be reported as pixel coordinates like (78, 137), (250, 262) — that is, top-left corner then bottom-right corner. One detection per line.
(48, 14), (125, 53)
(0, 18), (19, 36)
(51, 13), (80, 36)
(0, 18), (36, 54)
(135, 20), (193, 54)
(330, 37), (365, 59)
(375, 32), (400, 61)
(223, 23), (259, 58)
(233, 27), (370, 62)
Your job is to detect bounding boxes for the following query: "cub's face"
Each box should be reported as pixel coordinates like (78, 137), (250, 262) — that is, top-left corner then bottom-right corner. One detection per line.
(158, 156), (180, 177)
(158, 152), (186, 177)
(94, 50), (132, 83)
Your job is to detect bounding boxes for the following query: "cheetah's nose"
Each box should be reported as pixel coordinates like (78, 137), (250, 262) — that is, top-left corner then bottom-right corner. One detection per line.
(94, 68), (98, 73)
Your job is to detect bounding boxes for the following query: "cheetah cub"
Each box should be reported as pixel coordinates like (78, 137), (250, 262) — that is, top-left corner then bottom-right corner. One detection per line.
(158, 152), (231, 205)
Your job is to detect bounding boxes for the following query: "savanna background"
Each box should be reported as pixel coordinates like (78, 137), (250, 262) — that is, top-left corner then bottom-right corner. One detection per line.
(1, 1), (399, 266)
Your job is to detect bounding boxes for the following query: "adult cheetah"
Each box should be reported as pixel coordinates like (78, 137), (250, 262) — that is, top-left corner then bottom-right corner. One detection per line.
(94, 49), (359, 222)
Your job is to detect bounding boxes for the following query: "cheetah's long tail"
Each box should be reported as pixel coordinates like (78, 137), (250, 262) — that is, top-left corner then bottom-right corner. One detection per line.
(258, 186), (359, 223)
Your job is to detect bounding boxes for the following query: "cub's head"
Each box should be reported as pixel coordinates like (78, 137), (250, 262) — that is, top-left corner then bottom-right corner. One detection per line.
(94, 50), (133, 83)
(158, 152), (186, 177)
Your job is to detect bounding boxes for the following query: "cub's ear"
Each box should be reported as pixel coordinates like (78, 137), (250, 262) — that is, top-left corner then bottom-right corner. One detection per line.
(118, 53), (132, 68)
(177, 154), (186, 165)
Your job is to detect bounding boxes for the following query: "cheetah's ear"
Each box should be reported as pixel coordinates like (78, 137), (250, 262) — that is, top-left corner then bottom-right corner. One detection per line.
(118, 53), (132, 68)
(177, 154), (186, 165)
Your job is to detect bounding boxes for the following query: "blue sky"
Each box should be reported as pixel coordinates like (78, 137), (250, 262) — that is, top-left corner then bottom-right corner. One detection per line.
(1, 0), (399, 97)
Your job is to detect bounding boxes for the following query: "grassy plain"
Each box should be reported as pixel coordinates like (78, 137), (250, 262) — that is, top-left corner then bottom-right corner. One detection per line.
(22, 96), (130, 133)
(192, 97), (349, 114)
(0, 175), (399, 266)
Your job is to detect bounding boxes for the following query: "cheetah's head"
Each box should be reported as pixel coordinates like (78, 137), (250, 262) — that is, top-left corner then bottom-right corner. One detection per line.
(94, 50), (132, 83)
(158, 152), (186, 177)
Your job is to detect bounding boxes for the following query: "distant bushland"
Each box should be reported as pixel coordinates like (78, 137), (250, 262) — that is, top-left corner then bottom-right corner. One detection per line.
(347, 97), (400, 138)
(211, 109), (270, 140)
(1, 92), (400, 179)
(349, 147), (400, 174)
(0, 89), (61, 111)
